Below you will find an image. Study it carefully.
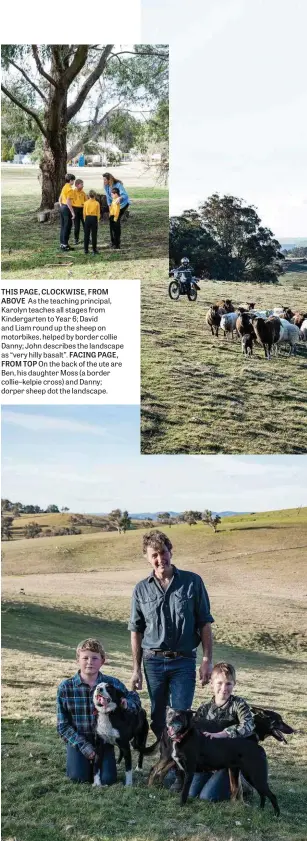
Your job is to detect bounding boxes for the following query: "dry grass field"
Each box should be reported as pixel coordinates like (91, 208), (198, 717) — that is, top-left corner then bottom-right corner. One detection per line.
(2, 510), (307, 841)
(141, 274), (307, 454)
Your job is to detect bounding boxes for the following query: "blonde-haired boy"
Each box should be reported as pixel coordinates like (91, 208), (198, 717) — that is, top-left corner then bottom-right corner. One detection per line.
(189, 662), (255, 800)
(57, 638), (140, 784)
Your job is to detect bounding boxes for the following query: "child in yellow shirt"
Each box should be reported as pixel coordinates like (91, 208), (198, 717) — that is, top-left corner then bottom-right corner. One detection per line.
(109, 187), (121, 249)
(72, 179), (87, 245)
(59, 174), (76, 250)
(83, 191), (101, 255)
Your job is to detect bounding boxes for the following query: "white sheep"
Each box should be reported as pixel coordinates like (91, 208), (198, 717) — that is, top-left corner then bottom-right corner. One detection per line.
(274, 319), (300, 356)
(220, 311), (239, 339)
(299, 318), (307, 341)
(249, 309), (273, 319)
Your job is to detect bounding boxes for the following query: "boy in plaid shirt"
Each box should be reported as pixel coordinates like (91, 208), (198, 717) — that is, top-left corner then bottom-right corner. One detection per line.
(57, 638), (140, 784)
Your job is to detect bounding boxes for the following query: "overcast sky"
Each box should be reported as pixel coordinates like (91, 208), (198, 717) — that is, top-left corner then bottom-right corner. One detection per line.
(142, 0), (307, 237)
(2, 406), (306, 513)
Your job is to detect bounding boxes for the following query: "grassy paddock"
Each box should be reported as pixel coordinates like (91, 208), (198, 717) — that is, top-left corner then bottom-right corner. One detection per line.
(2, 512), (307, 841)
(141, 275), (307, 454)
(1, 165), (168, 280)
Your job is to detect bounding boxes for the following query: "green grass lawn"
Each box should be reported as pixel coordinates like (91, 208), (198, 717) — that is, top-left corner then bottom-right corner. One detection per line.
(2, 513), (307, 841)
(1, 167), (168, 280)
(141, 275), (307, 454)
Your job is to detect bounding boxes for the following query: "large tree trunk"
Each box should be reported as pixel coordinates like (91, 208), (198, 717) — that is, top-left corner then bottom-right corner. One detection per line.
(39, 135), (67, 209)
(39, 59), (68, 210)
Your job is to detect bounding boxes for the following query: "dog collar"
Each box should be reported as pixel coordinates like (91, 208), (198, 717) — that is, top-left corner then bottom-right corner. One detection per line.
(168, 730), (189, 743)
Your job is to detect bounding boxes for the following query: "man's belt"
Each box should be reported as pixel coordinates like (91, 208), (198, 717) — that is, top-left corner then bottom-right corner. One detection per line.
(147, 649), (191, 659)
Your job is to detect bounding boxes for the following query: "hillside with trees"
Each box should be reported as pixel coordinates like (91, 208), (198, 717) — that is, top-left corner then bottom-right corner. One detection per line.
(170, 194), (284, 283)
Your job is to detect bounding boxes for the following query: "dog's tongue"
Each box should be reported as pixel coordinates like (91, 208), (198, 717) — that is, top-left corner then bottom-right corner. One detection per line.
(97, 696), (108, 707)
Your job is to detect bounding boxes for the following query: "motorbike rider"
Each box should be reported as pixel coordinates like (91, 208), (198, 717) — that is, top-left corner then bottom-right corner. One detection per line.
(170, 257), (200, 295)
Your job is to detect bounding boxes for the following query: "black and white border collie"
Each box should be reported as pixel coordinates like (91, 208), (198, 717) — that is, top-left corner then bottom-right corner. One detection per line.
(93, 682), (158, 787)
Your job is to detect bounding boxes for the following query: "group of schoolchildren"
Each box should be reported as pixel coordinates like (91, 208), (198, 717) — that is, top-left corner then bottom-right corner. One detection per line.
(57, 639), (259, 801)
(58, 171), (130, 254)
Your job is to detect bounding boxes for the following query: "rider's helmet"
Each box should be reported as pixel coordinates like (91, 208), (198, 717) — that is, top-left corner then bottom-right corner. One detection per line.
(181, 257), (190, 265)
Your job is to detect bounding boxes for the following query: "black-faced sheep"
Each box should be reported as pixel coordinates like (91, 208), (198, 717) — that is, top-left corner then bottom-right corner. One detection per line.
(205, 305), (221, 336)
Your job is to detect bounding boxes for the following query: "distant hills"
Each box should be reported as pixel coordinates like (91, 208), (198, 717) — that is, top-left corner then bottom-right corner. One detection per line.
(89, 511), (248, 520)
(279, 237), (307, 250)
(129, 511), (247, 520)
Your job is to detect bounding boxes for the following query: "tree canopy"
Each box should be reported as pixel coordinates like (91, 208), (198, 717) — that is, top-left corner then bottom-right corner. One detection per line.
(202, 510), (221, 533)
(1, 44), (169, 208)
(170, 194), (283, 283)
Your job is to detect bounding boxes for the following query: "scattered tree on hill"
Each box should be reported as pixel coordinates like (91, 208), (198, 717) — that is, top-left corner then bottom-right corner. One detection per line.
(119, 510), (131, 533)
(109, 509), (122, 531)
(10, 506), (21, 518)
(202, 510), (221, 533)
(157, 512), (171, 524)
(183, 510), (202, 526)
(1, 44), (168, 209)
(170, 194), (283, 283)
(108, 508), (131, 533)
(169, 213), (216, 277)
(12, 502), (23, 514)
(1, 516), (14, 540)
(45, 504), (60, 513)
(24, 521), (42, 539)
(46, 525), (82, 537)
(2, 498), (43, 515)
(61, 506), (70, 513)
(1, 498), (13, 513)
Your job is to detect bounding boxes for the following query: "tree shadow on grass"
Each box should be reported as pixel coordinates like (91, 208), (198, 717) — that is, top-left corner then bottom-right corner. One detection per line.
(226, 524), (279, 532)
(1, 198), (169, 276)
(1, 600), (131, 660)
(210, 641), (305, 671)
(285, 261), (307, 273)
(2, 599), (305, 673)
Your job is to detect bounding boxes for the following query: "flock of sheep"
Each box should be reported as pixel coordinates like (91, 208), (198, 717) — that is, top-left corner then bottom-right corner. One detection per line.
(205, 299), (307, 359)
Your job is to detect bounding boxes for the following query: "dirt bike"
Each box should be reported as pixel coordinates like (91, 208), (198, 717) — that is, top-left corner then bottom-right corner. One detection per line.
(168, 270), (200, 301)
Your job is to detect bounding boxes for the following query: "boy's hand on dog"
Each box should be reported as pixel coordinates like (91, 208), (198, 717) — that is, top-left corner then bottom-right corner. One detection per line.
(131, 669), (143, 690)
(120, 698), (128, 709)
(89, 750), (96, 760)
(201, 730), (229, 739)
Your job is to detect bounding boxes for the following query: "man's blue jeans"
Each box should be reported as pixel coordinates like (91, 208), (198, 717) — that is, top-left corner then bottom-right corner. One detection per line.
(66, 743), (117, 785)
(143, 653), (196, 737)
(189, 769), (231, 801)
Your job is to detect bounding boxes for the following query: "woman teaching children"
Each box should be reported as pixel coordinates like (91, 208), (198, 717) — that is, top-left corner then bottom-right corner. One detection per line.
(58, 171), (130, 254)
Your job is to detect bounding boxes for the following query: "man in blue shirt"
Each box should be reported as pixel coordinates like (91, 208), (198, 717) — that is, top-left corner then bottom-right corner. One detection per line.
(128, 530), (214, 740)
